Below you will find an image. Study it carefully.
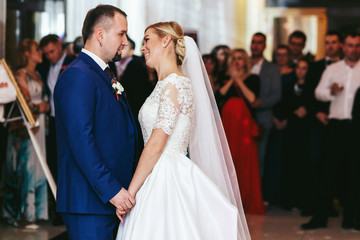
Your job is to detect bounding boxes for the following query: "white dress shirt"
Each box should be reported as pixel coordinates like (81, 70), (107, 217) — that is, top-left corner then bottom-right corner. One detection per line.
(81, 48), (108, 70)
(251, 58), (264, 75)
(315, 60), (360, 120)
(48, 53), (66, 117)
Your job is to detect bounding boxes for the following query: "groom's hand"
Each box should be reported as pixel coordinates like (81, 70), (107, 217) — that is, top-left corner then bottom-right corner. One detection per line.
(110, 188), (136, 211)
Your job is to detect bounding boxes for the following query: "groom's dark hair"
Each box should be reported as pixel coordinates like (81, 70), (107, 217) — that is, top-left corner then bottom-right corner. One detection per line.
(82, 4), (127, 44)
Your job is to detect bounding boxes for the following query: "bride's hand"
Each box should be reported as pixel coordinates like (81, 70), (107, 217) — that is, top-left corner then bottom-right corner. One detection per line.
(116, 208), (128, 222)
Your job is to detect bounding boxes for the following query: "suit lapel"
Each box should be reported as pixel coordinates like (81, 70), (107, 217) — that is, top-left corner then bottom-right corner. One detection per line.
(78, 52), (128, 107)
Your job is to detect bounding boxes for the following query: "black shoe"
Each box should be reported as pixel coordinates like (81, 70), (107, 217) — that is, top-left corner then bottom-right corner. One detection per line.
(301, 218), (327, 230)
(341, 218), (354, 229)
(354, 221), (360, 231)
(301, 208), (314, 217)
(52, 214), (64, 226)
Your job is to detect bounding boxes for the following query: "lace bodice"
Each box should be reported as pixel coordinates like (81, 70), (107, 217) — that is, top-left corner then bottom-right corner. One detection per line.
(138, 73), (194, 155)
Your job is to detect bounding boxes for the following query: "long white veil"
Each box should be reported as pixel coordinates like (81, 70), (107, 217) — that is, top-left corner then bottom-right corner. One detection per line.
(180, 36), (251, 239)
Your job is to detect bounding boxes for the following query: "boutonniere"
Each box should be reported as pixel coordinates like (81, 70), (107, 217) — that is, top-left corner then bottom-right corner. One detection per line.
(111, 79), (124, 100)
(61, 65), (68, 71)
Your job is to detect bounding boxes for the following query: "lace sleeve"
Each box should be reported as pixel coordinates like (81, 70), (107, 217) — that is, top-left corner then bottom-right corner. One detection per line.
(154, 82), (181, 135)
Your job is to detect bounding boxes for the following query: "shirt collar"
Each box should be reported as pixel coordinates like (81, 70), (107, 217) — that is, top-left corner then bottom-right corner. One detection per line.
(253, 58), (264, 67)
(81, 48), (108, 70)
(53, 53), (67, 67)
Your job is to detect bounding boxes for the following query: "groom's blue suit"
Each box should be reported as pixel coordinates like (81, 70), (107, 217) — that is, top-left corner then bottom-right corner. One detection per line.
(54, 52), (138, 239)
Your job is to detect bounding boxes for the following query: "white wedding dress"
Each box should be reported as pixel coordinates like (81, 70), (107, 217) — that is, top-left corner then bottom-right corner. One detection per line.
(116, 73), (241, 240)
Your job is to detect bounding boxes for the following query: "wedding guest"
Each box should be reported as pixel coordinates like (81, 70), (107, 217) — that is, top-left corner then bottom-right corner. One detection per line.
(64, 42), (75, 57)
(348, 88), (360, 230)
(250, 32), (281, 180)
(302, 31), (343, 216)
(2, 39), (49, 229)
(216, 49), (265, 214)
(288, 30), (314, 67)
(73, 36), (84, 56)
(282, 59), (311, 210)
(202, 53), (220, 92)
(38, 34), (75, 225)
(301, 32), (360, 230)
(112, 35), (153, 155)
(265, 44), (295, 205)
(211, 44), (230, 82)
(38, 34), (75, 184)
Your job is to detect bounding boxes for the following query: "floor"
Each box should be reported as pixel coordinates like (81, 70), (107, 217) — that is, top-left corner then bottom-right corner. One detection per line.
(247, 206), (360, 240)
(1, 207), (360, 240)
(0, 221), (66, 240)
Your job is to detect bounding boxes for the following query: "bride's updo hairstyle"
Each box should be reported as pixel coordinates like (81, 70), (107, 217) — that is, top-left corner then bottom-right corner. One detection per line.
(145, 21), (186, 65)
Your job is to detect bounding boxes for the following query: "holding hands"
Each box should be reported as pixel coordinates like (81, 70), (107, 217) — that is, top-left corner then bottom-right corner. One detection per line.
(110, 188), (136, 222)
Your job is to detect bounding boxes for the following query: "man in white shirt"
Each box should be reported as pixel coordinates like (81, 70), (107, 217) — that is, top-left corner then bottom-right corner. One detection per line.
(301, 32), (360, 230)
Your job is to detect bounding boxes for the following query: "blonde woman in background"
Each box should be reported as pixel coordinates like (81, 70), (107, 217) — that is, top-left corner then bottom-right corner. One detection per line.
(3, 39), (49, 229)
(216, 49), (266, 215)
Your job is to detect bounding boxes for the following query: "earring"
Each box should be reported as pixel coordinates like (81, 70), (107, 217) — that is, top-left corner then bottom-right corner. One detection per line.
(100, 42), (103, 47)
(162, 44), (166, 47)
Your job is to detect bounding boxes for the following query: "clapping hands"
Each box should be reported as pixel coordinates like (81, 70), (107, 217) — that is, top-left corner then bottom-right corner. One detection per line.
(110, 188), (136, 222)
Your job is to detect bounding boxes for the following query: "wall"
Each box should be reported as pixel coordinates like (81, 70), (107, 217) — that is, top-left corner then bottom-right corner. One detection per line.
(0, 0), (6, 59)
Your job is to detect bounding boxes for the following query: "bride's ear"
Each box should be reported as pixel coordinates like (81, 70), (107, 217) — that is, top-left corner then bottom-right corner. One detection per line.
(162, 34), (172, 48)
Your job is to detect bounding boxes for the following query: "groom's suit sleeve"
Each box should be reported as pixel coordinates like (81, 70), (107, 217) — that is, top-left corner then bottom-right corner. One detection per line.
(55, 68), (122, 204)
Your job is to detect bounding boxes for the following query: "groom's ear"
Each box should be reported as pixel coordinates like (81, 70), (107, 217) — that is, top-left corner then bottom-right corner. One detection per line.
(94, 27), (104, 45)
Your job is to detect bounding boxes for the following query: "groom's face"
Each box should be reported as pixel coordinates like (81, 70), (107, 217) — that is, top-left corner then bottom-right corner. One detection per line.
(102, 12), (129, 63)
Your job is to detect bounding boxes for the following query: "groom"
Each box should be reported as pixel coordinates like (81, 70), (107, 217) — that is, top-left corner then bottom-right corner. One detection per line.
(54, 5), (138, 239)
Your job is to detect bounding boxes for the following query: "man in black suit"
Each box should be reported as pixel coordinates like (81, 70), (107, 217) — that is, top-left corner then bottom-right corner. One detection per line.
(38, 34), (75, 225)
(112, 35), (153, 155)
(288, 30), (314, 67)
(301, 31), (343, 216)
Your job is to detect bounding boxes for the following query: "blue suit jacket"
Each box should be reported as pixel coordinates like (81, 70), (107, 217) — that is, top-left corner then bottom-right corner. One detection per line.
(54, 52), (138, 215)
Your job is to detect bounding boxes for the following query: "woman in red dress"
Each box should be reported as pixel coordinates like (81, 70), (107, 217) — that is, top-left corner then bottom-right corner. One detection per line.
(215, 49), (266, 214)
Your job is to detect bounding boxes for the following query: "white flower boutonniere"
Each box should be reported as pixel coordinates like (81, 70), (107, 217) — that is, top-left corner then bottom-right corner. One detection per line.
(111, 80), (124, 100)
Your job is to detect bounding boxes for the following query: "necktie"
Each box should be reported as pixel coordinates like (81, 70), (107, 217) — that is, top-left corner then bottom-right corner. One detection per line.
(104, 67), (117, 83)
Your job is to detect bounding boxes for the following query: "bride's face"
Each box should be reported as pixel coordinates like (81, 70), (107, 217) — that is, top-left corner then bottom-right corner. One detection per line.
(141, 28), (164, 69)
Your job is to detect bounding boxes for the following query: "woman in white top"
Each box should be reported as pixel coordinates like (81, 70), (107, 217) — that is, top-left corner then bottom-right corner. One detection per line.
(3, 39), (49, 229)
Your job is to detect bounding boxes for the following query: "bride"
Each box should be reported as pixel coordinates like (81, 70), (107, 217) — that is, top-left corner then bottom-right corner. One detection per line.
(116, 21), (251, 240)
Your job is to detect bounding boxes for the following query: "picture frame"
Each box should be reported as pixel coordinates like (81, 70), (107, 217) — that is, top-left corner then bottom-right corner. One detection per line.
(0, 59), (36, 126)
